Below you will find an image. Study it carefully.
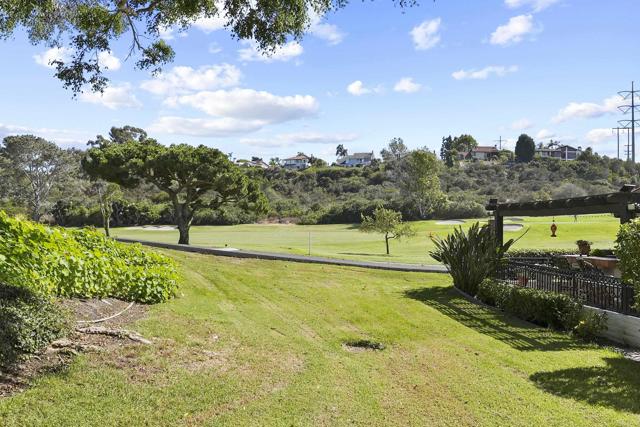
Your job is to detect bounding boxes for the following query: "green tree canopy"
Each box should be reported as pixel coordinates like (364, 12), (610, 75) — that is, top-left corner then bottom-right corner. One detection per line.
(515, 134), (535, 163)
(0, 135), (72, 220)
(399, 149), (446, 219)
(359, 206), (415, 255)
(0, 0), (416, 93)
(82, 131), (267, 244)
(440, 134), (478, 166)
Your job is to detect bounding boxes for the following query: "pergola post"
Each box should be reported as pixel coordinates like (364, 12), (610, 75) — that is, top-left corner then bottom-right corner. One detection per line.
(495, 212), (504, 247)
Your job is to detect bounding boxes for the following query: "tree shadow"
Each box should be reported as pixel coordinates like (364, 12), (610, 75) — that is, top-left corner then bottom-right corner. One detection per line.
(530, 357), (640, 414)
(404, 286), (589, 352)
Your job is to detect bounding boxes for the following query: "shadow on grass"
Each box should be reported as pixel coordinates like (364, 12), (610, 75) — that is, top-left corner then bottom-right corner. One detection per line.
(404, 286), (589, 352)
(530, 357), (640, 414)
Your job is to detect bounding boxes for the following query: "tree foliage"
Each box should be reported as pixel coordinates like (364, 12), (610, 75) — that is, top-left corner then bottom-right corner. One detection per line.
(515, 134), (535, 163)
(83, 129), (267, 244)
(440, 134), (478, 166)
(399, 149), (445, 219)
(0, 0), (416, 93)
(359, 206), (415, 254)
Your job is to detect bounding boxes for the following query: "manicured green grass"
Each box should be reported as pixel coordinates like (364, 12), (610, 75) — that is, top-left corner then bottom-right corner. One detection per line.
(1, 251), (638, 426)
(111, 214), (620, 265)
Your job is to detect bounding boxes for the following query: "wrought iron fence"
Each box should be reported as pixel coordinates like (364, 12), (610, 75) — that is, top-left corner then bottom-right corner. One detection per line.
(494, 259), (638, 316)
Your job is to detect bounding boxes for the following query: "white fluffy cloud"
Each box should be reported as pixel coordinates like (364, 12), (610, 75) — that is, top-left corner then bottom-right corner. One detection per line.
(192, 15), (226, 33)
(164, 89), (318, 122)
(505, 0), (559, 12)
(308, 10), (346, 45)
(238, 41), (303, 62)
(241, 132), (358, 147)
(490, 15), (536, 45)
(553, 95), (621, 123)
(79, 84), (142, 110)
(33, 47), (71, 68)
(140, 64), (241, 95)
(410, 18), (442, 50)
(346, 80), (382, 96)
(536, 129), (556, 140)
(452, 65), (518, 80)
(511, 118), (533, 130)
(98, 51), (121, 71)
(149, 116), (266, 137)
(393, 77), (422, 93)
(0, 123), (89, 147)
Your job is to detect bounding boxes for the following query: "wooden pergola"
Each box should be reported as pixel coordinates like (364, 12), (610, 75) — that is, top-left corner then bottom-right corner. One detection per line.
(486, 185), (640, 245)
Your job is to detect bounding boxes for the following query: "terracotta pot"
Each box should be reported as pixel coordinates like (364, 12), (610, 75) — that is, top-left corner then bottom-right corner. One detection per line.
(577, 242), (591, 256)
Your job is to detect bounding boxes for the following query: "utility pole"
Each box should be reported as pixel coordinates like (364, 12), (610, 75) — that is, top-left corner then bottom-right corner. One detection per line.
(612, 127), (628, 160)
(618, 81), (640, 163)
(493, 136), (504, 150)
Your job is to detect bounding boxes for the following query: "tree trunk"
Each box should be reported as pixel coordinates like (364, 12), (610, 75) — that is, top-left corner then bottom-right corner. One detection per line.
(103, 212), (110, 237)
(385, 233), (390, 255)
(178, 224), (190, 245)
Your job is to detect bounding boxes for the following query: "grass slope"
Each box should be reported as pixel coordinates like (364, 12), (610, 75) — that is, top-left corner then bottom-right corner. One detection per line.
(1, 251), (638, 426)
(111, 214), (619, 265)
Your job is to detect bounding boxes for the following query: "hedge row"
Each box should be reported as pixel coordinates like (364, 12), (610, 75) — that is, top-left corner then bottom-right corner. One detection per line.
(0, 212), (179, 303)
(476, 278), (582, 330)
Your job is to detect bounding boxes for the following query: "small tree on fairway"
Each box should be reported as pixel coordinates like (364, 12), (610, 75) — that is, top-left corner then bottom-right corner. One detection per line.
(515, 134), (535, 163)
(87, 181), (121, 237)
(359, 206), (415, 255)
(83, 133), (268, 245)
(399, 149), (446, 219)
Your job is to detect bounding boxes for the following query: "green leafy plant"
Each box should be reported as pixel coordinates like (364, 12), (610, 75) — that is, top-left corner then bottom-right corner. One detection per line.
(359, 206), (415, 255)
(573, 310), (608, 341)
(0, 212), (179, 303)
(0, 283), (71, 369)
(430, 222), (519, 295)
(615, 219), (640, 308)
(477, 279), (582, 331)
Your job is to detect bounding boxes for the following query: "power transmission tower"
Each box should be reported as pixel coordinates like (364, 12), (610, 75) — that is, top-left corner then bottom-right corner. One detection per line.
(612, 127), (629, 160)
(618, 81), (640, 163)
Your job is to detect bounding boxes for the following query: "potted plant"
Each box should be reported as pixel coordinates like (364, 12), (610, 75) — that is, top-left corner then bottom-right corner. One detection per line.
(576, 240), (592, 256)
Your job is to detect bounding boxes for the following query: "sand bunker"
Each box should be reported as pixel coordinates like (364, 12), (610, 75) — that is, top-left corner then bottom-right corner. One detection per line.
(504, 224), (524, 232)
(436, 220), (465, 225)
(507, 217), (524, 222)
(126, 225), (176, 231)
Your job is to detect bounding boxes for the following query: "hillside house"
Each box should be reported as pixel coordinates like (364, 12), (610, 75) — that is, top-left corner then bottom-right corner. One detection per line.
(460, 146), (500, 161)
(237, 157), (269, 169)
(283, 154), (311, 170)
(537, 144), (582, 160)
(336, 152), (374, 167)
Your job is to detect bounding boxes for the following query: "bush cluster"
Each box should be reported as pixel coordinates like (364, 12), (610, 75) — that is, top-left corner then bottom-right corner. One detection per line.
(477, 279), (582, 330)
(615, 219), (640, 308)
(0, 212), (179, 303)
(0, 283), (71, 368)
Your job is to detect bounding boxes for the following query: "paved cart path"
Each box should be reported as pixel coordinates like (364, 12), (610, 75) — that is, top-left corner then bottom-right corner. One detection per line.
(116, 237), (449, 274)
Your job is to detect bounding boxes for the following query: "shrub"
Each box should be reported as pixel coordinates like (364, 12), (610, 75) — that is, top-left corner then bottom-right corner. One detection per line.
(0, 283), (71, 368)
(573, 310), (608, 341)
(506, 248), (577, 258)
(0, 212), (179, 303)
(430, 223), (517, 295)
(615, 219), (640, 308)
(477, 279), (582, 330)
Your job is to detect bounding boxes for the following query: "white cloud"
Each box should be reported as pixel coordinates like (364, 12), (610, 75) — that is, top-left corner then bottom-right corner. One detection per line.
(536, 129), (556, 140)
(79, 84), (142, 110)
(346, 80), (382, 96)
(586, 128), (638, 145)
(192, 15), (226, 33)
(0, 123), (89, 147)
(140, 64), (241, 96)
(410, 18), (442, 50)
(241, 132), (358, 147)
(33, 47), (71, 68)
(490, 15), (536, 45)
(393, 77), (422, 93)
(98, 51), (121, 71)
(238, 41), (303, 62)
(208, 42), (223, 54)
(553, 95), (622, 123)
(505, 0), (560, 12)
(148, 116), (266, 137)
(164, 88), (318, 122)
(452, 65), (518, 80)
(511, 118), (533, 130)
(308, 10), (345, 45)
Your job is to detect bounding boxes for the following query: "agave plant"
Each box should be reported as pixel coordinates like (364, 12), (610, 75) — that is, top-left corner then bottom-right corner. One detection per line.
(430, 222), (521, 296)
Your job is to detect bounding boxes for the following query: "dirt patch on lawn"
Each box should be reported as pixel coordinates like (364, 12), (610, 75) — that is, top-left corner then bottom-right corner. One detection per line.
(0, 298), (150, 398)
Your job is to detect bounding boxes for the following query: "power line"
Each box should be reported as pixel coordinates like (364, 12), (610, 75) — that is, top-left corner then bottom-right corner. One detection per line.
(612, 127), (630, 160)
(618, 81), (640, 163)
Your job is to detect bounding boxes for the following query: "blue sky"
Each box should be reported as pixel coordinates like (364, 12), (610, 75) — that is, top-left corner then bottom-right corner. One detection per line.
(0, 0), (638, 161)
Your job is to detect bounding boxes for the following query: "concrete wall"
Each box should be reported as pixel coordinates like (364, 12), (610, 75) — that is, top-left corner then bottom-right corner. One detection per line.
(584, 305), (640, 348)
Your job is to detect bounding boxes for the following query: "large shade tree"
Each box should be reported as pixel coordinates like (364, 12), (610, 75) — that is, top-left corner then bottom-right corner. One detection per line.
(83, 132), (267, 244)
(399, 149), (446, 219)
(0, 135), (72, 221)
(515, 134), (535, 163)
(0, 0), (418, 93)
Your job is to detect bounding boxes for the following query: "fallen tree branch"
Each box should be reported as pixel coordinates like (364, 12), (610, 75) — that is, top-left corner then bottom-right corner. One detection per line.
(75, 326), (152, 345)
(76, 302), (135, 324)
